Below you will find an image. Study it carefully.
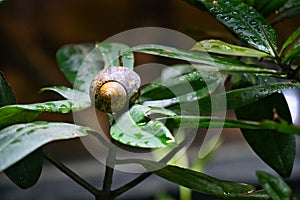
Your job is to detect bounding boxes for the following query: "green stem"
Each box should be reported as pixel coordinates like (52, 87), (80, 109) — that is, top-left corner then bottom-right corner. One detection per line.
(43, 150), (100, 196)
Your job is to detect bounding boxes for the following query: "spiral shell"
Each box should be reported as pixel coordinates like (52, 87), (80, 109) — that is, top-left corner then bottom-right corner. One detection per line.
(90, 66), (141, 113)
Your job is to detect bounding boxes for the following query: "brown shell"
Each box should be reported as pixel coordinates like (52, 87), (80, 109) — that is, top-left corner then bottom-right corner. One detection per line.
(90, 66), (141, 113)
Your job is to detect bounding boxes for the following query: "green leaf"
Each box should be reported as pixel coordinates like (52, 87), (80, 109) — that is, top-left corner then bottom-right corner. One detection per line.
(56, 43), (95, 85)
(40, 86), (91, 110)
(280, 26), (300, 54)
(95, 42), (134, 70)
(283, 46), (300, 64)
(0, 100), (77, 129)
(143, 78), (222, 108)
(236, 93), (295, 178)
(161, 116), (300, 135)
(252, 0), (286, 16)
(4, 148), (43, 189)
(131, 44), (280, 75)
(192, 39), (270, 57)
(199, 0), (277, 56)
(0, 73), (16, 107)
(169, 82), (300, 114)
(135, 160), (269, 199)
(56, 43), (134, 94)
(141, 68), (222, 100)
(256, 171), (292, 200)
(272, 6), (300, 25)
(0, 74), (43, 189)
(0, 122), (91, 172)
(110, 105), (176, 148)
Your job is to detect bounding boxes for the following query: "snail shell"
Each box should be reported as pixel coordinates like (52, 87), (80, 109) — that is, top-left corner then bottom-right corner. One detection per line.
(90, 66), (141, 113)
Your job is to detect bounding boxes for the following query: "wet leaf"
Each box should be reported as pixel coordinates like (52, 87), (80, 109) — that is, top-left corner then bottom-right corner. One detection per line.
(110, 105), (176, 148)
(199, 0), (277, 56)
(160, 116), (300, 135)
(0, 122), (91, 172)
(131, 44), (280, 75)
(192, 39), (270, 57)
(170, 82), (300, 114)
(0, 100), (77, 129)
(133, 160), (270, 199)
(252, 0), (286, 16)
(41, 86), (91, 110)
(283, 46), (300, 64)
(256, 171), (292, 200)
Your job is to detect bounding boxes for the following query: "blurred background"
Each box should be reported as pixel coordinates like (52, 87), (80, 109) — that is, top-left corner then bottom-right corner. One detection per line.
(0, 0), (299, 199)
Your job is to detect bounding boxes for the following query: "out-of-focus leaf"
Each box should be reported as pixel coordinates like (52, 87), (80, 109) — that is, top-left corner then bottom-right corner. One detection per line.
(4, 149), (43, 189)
(192, 39), (270, 57)
(129, 160), (270, 199)
(0, 100), (76, 129)
(236, 93), (295, 178)
(256, 171), (292, 200)
(110, 105), (176, 148)
(252, 0), (286, 16)
(0, 122), (91, 172)
(283, 46), (300, 64)
(198, 0), (277, 56)
(0, 73), (16, 107)
(131, 44), (280, 75)
(280, 26), (300, 54)
(272, 6), (300, 25)
(56, 43), (95, 85)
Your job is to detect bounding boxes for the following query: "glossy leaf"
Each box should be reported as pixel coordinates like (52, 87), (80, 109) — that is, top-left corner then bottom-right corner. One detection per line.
(280, 26), (300, 54)
(141, 69), (222, 100)
(192, 39), (270, 57)
(160, 116), (300, 135)
(199, 0), (277, 56)
(95, 42), (134, 70)
(0, 100), (76, 129)
(236, 93), (295, 178)
(143, 78), (222, 108)
(131, 44), (280, 75)
(56, 43), (95, 85)
(110, 105), (176, 148)
(4, 149), (43, 189)
(0, 73), (16, 107)
(0, 122), (91, 172)
(169, 82), (300, 114)
(134, 160), (270, 199)
(256, 171), (292, 200)
(41, 86), (91, 110)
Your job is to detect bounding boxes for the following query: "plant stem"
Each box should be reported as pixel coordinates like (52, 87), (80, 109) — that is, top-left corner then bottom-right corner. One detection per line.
(43, 150), (100, 196)
(112, 172), (152, 198)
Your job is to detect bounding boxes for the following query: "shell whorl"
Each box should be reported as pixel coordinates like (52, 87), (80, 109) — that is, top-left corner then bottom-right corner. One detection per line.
(90, 66), (141, 113)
